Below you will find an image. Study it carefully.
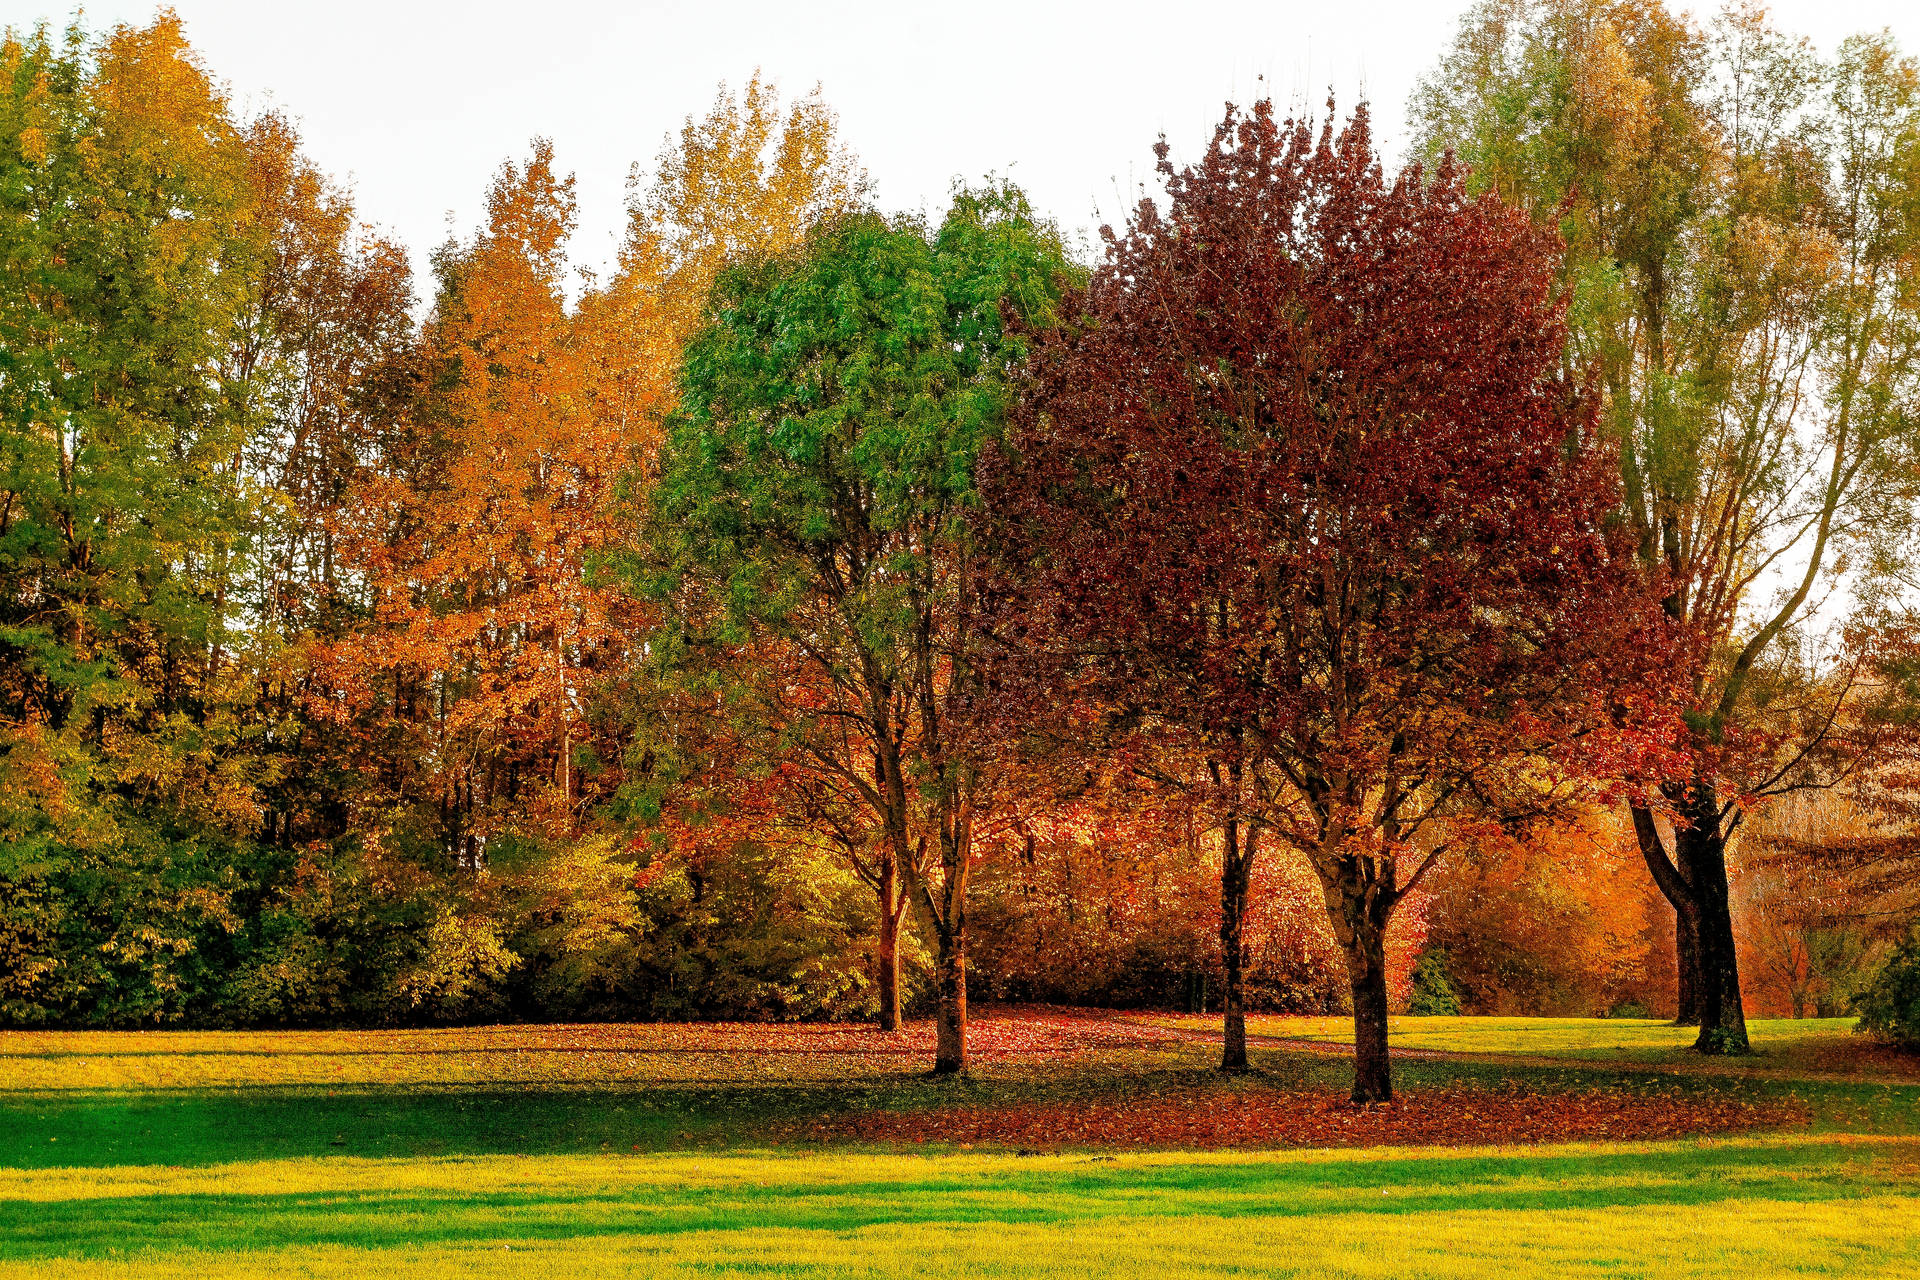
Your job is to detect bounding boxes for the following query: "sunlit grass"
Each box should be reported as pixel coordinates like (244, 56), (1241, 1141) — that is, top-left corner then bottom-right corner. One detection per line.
(1134, 1014), (1915, 1076)
(0, 1014), (1187, 1093)
(1266, 1015), (1855, 1058)
(4, 1138), (1918, 1278)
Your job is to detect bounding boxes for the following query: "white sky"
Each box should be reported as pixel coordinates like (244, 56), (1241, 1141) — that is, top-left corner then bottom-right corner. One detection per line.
(3, 0), (1915, 292)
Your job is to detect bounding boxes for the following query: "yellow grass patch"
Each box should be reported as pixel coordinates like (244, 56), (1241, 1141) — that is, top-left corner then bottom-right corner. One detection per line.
(3, 1139), (1917, 1279)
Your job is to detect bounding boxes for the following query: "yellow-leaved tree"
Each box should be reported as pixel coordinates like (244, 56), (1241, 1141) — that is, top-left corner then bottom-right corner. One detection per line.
(336, 77), (864, 915)
(577, 74), (868, 455)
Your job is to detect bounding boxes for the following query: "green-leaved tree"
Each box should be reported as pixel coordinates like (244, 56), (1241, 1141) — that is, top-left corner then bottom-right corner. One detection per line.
(637, 188), (1074, 1070)
(1415, 0), (1920, 1053)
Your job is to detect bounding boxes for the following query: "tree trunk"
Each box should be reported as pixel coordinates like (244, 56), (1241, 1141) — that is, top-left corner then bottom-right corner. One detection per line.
(1219, 815), (1253, 1074)
(885, 730), (975, 1078)
(1345, 926), (1393, 1104)
(876, 867), (903, 1032)
(899, 824), (971, 1076)
(933, 928), (966, 1074)
(1312, 846), (1398, 1103)
(1633, 793), (1749, 1054)
(1674, 907), (1702, 1027)
(1632, 801), (1705, 1028)
(1680, 818), (1749, 1054)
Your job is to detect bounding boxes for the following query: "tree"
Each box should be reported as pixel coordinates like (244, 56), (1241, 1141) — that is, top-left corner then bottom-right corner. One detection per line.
(0, 14), (256, 824)
(1744, 616), (1920, 977)
(228, 110), (417, 851)
(578, 74), (867, 460)
(643, 191), (1073, 1071)
(982, 100), (1671, 1100)
(584, 77), (887, 1012)
(0, 15), (428, 1025)
(0, 16), (281, 1021)
(1857, 924), (1920, 1046)
(1414, 0), (1920, 1053)
(969, 776), (1353, 1014)
(337, 141), (646, 867)
(1420, 812), (1676, 1016)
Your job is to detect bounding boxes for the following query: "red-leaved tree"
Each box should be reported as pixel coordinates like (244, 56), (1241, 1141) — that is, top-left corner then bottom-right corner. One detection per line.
(981, 101), (1677, 1101)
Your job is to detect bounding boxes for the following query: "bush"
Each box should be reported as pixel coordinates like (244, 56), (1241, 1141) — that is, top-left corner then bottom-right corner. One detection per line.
(1855, 925), (1920, 1048)
(496, 833), (884, 1024)
(1407, 949), (1462, 1016)
(967, 829), (1348, 1013)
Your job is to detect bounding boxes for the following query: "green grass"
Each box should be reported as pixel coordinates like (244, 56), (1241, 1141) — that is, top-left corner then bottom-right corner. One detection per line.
(1164, 1014), (1900, 1073)
(4, 1013), (1918, 1278)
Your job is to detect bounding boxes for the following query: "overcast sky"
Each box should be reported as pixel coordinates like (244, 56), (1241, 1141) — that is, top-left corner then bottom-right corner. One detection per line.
(2, 1), (1915, 290)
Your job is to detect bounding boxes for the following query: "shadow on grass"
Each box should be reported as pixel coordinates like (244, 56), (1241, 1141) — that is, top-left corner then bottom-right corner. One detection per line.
(2, 1085), (760, 1169)
(3, 1050), (1912, 1173)
(0, 1056), (1333, 1170)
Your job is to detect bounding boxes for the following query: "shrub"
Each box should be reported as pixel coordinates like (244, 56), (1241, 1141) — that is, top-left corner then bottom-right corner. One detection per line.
(1855, 925), (1920, 1048)
(1407, 949), (1463, 1016)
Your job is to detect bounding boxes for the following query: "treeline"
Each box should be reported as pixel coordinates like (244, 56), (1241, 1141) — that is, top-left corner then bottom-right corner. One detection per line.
(3, 3), (1919, 1095)
(0, 16), (1337, 1032)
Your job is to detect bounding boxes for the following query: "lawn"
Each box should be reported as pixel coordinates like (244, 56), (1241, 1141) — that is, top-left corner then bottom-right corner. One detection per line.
(1139, 1014), (1920, 1077)
(4, 1011), (1918, 1278)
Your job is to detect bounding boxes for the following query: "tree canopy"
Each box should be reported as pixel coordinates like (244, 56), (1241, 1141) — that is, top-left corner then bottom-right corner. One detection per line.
(642, 191), (1075, 1069)
(981, 100), (1676, 1099)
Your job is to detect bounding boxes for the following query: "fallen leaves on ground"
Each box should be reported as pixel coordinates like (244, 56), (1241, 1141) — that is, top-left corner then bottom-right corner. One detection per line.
(771, 1082), (1807, 1150)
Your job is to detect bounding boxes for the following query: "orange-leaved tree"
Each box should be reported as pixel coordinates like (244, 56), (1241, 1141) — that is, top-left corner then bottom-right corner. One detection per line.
(340, 141), (642, 864)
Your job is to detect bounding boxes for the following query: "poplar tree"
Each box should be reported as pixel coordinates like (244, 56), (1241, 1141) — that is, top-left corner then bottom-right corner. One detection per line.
(1415, 0), (1920, 1052)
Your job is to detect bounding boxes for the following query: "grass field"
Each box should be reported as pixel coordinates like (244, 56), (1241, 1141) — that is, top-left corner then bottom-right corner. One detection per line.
(1142, 1013), (1920, 1077)
(5, 1011), (1918, 1278)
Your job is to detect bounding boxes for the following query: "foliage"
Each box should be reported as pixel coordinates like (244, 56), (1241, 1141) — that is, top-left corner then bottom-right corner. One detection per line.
(640, 188), (1075, 1064)
(596, 73), (868, 367)
(1415, 0), (1920, 1054)
(783, 1082), (1795, 1149)
(2, 7), (1916, 1058)
(1734, 865), (1878, 1019)
(1407, 951), (1464, 1016)
(969, 795), (1349, 1013)
(983, 97), (1674, 1098)
(0, 16), (261, 970)
(1728, 618), (1920, 1018)
(0, 16), (414, 1025)
(1858, 925), (1920, 1048)
(1421, 813), (1675, 1017)
(330, 136), (665, 867)
(582, 837), (880, 1022)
